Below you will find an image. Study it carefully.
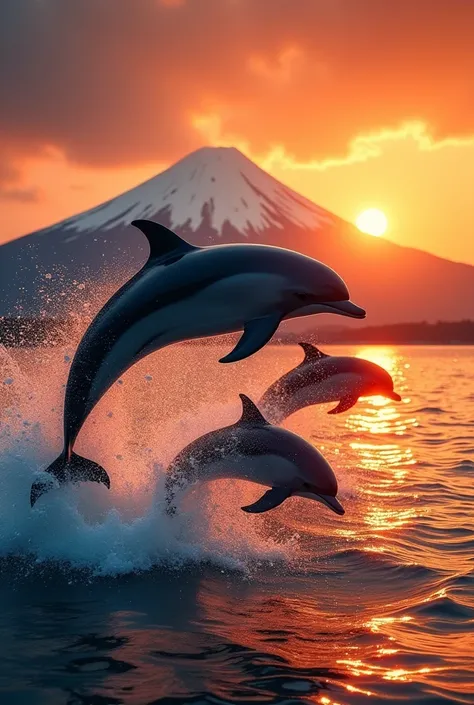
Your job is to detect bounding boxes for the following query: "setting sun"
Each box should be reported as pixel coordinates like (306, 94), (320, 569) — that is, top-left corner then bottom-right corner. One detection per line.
(356, 208), (388, 237)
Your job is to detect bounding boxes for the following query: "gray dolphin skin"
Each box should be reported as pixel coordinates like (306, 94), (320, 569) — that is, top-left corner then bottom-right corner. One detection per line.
(165, 394), (345, 516)
(31, 219), (365, 506)
(260, 342), (402, 423)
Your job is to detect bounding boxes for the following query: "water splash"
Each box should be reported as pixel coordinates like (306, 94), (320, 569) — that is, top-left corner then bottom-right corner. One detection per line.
(0, 345), (302, 577)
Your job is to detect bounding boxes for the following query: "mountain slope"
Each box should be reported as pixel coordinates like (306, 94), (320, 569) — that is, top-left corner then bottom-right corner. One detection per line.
(50, 146), (336, 239)
(1, 146), (473, 325)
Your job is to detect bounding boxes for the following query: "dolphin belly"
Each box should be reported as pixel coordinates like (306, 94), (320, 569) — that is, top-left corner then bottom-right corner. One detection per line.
(296, 373), (364, 407)
(63, 272), (287, 453)
(263, 373), (364, 423)
(88, 273), (287, 401)
(209, 453), (299, 488)
(166, 452), (299, 498)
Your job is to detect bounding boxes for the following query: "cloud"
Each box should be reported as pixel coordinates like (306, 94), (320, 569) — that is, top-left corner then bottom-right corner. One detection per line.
(1, 0), (474, 184)
(263, 120), (474, 266)
(0, 186), (40, 202)
(260, 122), (474, 172)
(0, 146), (42, 201)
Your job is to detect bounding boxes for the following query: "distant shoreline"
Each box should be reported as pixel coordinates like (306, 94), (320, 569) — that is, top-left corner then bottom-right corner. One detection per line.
(182, 336), (474, 347)
(1, 317), (473, 348)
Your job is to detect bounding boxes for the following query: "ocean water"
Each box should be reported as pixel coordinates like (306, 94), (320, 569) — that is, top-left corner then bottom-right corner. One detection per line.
(0, 342), (473, 705)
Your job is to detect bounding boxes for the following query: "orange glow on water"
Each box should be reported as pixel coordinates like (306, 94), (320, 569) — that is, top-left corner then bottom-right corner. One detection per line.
(355, 346), (397, 372)
(2, 343), (474, 703)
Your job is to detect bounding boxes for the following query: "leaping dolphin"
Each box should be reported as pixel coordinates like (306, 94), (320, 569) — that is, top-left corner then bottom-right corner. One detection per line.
(165, 394), (345, 516)
(260, 342), (402, 423)
(31, 220), (365, 506)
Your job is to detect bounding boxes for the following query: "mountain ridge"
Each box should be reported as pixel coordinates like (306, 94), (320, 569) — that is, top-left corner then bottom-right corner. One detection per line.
(0, 146), (473, 325)
(29, 147), (338, 240)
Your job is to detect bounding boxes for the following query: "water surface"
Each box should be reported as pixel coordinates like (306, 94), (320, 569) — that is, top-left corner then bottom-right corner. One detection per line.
(1, 344), (473, 704)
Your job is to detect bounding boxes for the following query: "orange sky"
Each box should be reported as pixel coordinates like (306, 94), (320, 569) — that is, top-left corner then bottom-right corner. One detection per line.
(1, 0), (474, 264)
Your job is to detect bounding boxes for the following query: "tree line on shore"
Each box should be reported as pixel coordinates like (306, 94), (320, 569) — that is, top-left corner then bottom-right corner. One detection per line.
(1, 317), (473, 347)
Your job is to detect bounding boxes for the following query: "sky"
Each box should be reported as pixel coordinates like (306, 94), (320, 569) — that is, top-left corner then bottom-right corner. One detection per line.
(1, 0), (474, 265)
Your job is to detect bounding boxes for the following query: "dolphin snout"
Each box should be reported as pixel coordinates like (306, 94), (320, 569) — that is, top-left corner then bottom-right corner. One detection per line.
(387, 391), (402, 402)
(326, 300), (366, 319)
(296, 490), (346, 515)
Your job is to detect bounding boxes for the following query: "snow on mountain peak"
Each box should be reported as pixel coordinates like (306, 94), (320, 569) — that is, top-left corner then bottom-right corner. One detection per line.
(57, 146), (335, 239)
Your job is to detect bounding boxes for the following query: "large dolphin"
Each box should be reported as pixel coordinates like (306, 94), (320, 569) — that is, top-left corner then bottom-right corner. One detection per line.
(165, 394), (345, 516)
(31, 219), (365, 506)
(260, 343), (401, 423)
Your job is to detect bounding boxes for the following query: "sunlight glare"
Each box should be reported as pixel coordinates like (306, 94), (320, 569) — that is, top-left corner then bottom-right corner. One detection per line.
(356, 208), (388, 236)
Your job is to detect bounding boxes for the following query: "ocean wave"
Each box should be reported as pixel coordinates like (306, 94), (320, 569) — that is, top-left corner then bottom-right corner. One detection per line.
(411, 596), (474, 621)
(0, 436), (298, 578)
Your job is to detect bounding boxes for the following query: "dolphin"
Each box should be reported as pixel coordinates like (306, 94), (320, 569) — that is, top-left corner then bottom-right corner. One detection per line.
(31, 219), (365, 506)
(260, 342), (402, 423)
(164, 394), (345, 516)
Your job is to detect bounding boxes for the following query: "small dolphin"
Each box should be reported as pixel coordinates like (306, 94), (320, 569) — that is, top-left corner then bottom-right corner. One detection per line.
(165, 394), (345, 516)
(260, 342), (402, 423)
(31, 220), (365, 506)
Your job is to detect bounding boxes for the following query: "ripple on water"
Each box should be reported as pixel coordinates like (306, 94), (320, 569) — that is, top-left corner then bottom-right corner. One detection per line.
(0, 344), (474, 704)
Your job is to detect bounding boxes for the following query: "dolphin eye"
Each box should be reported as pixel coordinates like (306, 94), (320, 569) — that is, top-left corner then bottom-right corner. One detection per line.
(296, 292), (313, 303)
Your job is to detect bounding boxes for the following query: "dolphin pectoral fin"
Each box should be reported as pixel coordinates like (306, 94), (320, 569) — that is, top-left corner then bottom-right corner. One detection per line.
(328, 394), (359, 415)
(241, 487), (291, 513)
(131, 219), (197, 260)
(219, 314), (282, 364)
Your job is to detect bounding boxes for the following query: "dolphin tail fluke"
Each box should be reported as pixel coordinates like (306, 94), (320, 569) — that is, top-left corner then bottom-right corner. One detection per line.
(30, 452), (111, 507)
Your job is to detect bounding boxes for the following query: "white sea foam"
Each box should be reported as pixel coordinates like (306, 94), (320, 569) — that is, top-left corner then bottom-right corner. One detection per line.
(0, 348), (300, 577)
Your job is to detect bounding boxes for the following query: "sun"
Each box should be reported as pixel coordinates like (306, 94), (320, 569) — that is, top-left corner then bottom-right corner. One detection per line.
(355, 208), (388, 237)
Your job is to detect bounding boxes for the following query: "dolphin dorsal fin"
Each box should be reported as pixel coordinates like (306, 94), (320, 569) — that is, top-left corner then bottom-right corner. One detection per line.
(131, 219), (197, 261)
(238, 394), (269, 425)
(299, 342), (329, 363)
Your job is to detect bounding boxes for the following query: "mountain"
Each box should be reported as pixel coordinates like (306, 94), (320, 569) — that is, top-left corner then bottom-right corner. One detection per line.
(1, 146), (473, 327)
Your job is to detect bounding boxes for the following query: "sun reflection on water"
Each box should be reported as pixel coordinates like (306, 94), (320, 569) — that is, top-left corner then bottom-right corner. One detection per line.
(354, 346), (398, 372)
(364, 506), (419, 531)
(343, 347), (418, 438)
(337, 657), (441, 683)
(365, 615), (414, 633)
(339, 347), (423, 538)
(351, 442), (415, 474)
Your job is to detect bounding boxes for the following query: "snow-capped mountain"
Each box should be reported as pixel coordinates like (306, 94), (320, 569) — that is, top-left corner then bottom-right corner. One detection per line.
(56, 146), (336, 240)
(1, 146), (473, 326)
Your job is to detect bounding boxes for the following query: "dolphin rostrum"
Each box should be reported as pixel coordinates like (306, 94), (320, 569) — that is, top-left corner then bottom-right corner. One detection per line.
(165, 394), (345, 516)
(260, 342), (402, 423)
(31, 220), (365, 506)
